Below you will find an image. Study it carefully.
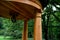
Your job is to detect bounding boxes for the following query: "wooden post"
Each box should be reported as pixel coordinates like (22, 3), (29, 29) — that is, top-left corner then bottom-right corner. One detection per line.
(34, 11), (42, 40)
(22, 19), (28, 40)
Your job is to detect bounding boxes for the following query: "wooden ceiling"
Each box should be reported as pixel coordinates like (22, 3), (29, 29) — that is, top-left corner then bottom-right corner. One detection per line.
(0, 0), (42, 20)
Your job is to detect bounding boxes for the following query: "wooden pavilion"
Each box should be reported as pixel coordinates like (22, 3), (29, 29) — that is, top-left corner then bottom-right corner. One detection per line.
(0, 0), (42, 40)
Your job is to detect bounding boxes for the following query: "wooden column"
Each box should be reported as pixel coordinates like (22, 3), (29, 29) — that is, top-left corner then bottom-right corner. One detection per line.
(22, 20), (28, 40)
(34, 11), (42, 40)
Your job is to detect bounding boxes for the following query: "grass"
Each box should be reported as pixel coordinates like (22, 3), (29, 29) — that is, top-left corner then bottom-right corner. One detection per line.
(0, 36), (45, 40)
(0, 36), (11, 40)
(0, 36), (33, 40)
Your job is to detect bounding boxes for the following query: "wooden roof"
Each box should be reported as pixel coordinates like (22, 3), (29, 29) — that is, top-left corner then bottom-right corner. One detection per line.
(0, 0), (42, 20)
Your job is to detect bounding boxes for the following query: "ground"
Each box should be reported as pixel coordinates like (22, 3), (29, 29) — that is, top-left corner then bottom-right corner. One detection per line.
(0, 36), (45, 40)
(0, 36), (33, 40)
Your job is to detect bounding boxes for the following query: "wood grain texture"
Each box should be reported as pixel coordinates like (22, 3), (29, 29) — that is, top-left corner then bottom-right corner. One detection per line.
(34, 12), (42, 40)
(22, 20), (28, 40)
(0, 0), (42, 20)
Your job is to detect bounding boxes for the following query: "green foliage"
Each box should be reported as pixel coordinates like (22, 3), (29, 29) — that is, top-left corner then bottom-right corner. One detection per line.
(0, 18), (24, 39)
(28, 19), (34, 38)
(42, 0), (60, 40)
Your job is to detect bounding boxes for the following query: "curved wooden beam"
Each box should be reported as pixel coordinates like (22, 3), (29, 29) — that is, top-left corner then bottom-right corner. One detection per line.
(5, 0), (42, 10)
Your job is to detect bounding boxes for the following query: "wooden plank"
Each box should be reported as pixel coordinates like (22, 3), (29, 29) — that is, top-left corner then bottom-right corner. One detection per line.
(22, 19), (28, 40)
(0, 4), (27, 19)
(8, 2), (32, 18)
(0, 1), (30, 19)
(34, 11), (42, 40)
(5, 0), (42, 9)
